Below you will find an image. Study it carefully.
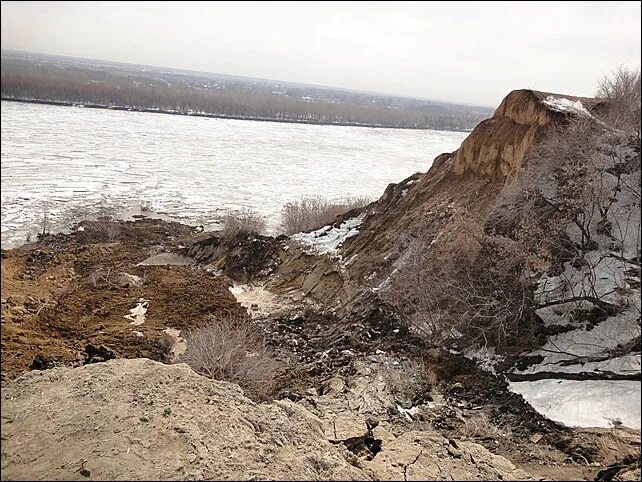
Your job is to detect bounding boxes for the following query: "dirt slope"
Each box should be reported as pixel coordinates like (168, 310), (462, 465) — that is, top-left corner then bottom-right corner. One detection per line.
(0, 358), (532, 481)
(1, 218), (244, 381)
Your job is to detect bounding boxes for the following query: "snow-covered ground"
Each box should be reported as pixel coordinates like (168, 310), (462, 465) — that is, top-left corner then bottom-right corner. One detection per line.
(542, 96), (592, 117)
(510, 380), (640, 429)
(291, 213), (365, 256)
(510, 245), (641, 429)
(0, 101), (467, 248)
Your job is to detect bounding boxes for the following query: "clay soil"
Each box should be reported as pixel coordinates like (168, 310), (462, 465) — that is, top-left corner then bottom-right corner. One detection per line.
(1, 218), (244, 381)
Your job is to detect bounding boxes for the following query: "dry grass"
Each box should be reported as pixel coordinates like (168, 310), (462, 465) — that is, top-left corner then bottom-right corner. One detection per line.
(380, 358), (438, 408)
(281, 195), (371, 235)
(221, 208), (267, 239)
(459, 412), (512, 441)
(178, 314), (280, 400)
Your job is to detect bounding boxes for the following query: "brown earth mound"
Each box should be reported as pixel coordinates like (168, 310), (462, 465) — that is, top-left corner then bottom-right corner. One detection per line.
(1, 218), (244, 381)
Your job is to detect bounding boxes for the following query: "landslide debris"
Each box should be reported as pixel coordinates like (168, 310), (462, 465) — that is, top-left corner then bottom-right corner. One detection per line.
(0, 358), (531, 481)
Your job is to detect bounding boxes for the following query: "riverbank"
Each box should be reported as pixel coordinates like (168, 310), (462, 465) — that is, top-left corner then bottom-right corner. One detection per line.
(1, 97), (473, 132)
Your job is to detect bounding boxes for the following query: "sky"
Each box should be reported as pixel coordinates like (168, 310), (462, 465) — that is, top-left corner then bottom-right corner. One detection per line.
(1, 1), (640, 107)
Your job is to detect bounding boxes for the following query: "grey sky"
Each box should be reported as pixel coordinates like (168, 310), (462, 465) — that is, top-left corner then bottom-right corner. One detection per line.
(1, 1), (640, 107)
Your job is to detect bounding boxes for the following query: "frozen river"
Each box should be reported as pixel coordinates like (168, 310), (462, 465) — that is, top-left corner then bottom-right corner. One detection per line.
(1, 100), (467, 247)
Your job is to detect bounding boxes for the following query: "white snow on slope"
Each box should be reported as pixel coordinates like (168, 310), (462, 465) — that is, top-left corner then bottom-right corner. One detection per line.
(510, 380), (641, 429)
(124, 298), (149, 326)
(515, 309), (641, 376)
(542, 96), (591, 116)
(291, 213), (365, 255)
(522, 244), (642, 376)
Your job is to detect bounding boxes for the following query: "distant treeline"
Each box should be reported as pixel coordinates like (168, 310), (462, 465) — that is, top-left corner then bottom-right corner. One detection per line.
(1, 53), (492, 130)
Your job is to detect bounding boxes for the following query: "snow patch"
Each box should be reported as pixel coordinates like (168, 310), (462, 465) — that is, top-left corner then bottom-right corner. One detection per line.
(291, 213), (365, 255)
(124, 298), (149, 326)
(463, 346), (504, 375)
(229, 283), (283, 317)
(510, 380), (640, 429)
(397, 404), (421, 422)
(542, 96), (591, 117)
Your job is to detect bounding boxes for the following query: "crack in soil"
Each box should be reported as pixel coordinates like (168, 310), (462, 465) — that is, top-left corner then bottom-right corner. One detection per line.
(403, 449), (423, 481)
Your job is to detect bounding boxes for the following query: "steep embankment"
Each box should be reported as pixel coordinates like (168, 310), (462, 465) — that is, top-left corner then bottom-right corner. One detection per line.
(341, 90), (608, 289)
(271, 89), (640, 430)
(268, 90), (607, 304)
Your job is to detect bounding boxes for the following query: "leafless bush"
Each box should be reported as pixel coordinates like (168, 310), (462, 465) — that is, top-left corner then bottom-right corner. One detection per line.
(87, 267), (117, 287)
(178, 314), (280, 400)
(526, 116), (640, 258)
(380, 211), (539, 352)
(281, 195), (372, 235)
(596, 66), (641, 135)
(221, 208), (267, 239)
(96, 219), (122, 241)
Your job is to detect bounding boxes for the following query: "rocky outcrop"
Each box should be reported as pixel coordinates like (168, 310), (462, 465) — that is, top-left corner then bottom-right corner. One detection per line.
(185, 232), (283, 283)
(0, 358), (532, 481)
(450, 90), (606, 180)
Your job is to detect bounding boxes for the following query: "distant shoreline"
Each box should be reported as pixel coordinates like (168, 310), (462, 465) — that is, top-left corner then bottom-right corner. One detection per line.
(0, 97), (472, 132)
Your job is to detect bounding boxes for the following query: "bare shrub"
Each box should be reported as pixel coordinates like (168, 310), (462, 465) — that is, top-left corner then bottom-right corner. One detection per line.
(525, 116), (641, 266)
(87, 267), (117, 287)
(221, 208), (266, 239)
(281, 195), (372, 235)
(380, 209), (539, 352)
(96, 219), (122, 242)
(596, 66), (641, 135)
(178, 315), (280, 400)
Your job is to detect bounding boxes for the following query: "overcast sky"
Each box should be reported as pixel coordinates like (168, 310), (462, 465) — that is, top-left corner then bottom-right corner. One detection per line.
(1, 1), (640, 107)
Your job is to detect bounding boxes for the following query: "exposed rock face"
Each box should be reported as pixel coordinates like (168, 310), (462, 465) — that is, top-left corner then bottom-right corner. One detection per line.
(450, 90), (606, 180)
(0, 358), (532, 481)
(185, 232), (283, 283)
